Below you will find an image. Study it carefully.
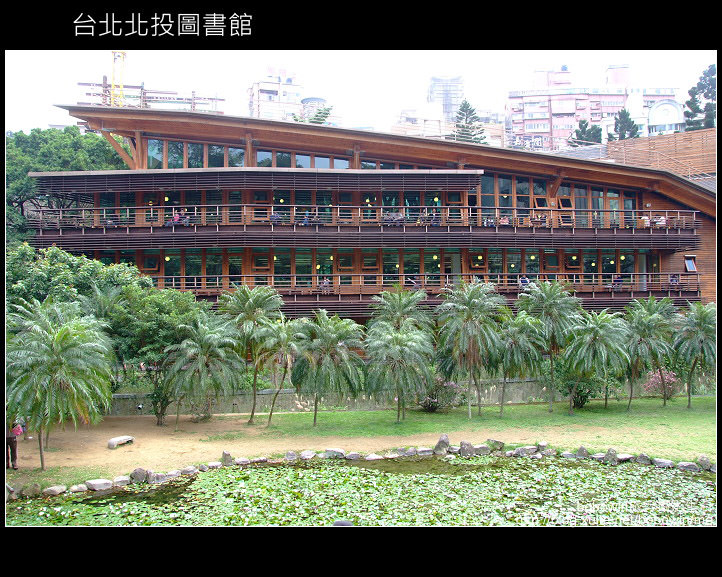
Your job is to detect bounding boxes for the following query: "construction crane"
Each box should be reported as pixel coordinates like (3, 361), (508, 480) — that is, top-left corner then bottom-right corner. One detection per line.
(111, 51), (126, 107)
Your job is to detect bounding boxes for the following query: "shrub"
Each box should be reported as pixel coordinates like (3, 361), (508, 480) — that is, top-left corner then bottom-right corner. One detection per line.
(642, 369), (680, 400)
(419, 379), (462, 412)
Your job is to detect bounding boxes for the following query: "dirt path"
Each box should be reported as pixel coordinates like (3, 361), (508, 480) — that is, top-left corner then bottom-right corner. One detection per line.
(10, 413), (649, 481)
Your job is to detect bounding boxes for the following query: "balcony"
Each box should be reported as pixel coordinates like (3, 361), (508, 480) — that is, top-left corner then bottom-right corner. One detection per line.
(149, 272), (702, 316)
(26, 204), (701, 252)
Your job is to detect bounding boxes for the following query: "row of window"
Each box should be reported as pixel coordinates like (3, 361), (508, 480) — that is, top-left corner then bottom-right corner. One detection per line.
(98, 247), (661, 278)
(146, 138), (441, 171)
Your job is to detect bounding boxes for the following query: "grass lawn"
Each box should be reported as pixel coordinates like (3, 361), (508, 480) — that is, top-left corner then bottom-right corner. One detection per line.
(213, 395), (717, 461)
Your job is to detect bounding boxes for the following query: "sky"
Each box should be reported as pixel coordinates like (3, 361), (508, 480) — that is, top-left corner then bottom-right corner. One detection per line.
(4, 49), (717, 134)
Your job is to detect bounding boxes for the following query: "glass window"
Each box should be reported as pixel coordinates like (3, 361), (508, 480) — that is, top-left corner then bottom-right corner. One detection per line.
(295, 154), (311, 168)
(208, 145), (224, 168)
(360, 160), (376, 170)
(380, 162), (395, 170)
(333, 157), (349, 169)
(147, 139), (163, 169)
(684, 256), (697, 272)
(187, 143), (203, 168)
(257, 150), (273, 167)
(168, 141), (184, 169)
(533, 179), (547, 195)
(314, 156), (330, 169)
(276, 151), (292, 168)
(525, 250), (540, 275)
(228, 147), (244, 167)
(506, 249), (521, 275)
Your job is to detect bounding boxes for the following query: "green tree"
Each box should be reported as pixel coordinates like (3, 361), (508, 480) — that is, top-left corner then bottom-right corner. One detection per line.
(516, 281), (582, 412)
(448, 99), (486, 143)
(571, 119), (602, 144)
(365, 319), (434, 423)
(292, 106), (334, 125)
(217, 285), (284, 424)
(607, 108), (639, 141)
(496, 310), (545, 415)
(685, 65), (716, 131)
(623, 298), (674, 411)
(163, 313), (244, 426)
(256, 315), (306, 426)
(368, 287), (434, 332)
(5, 127), (129, 243)
(291, 310), (365, 426)
(673, 302), (716, 409)
(6, 298), (114, 470)
(563, 309), (629, 414)
(6, 243), (152, 306)
(436, 280), (505, 417)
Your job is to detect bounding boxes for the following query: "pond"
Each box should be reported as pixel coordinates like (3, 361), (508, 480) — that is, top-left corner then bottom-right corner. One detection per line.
(5, 456), (716, 526)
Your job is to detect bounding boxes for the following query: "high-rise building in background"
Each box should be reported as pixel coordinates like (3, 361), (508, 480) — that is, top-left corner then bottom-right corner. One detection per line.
(247, 68), (304, 122)
(427, 76), (465, 124)
(507, 65), (683, 151)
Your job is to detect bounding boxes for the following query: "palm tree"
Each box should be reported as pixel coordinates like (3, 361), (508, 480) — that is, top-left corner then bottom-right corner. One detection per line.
(368, 287), (434, 332)
(673, 302), (716, 409)
(218, 284), (283, 424)
(516, 281), (582, 412)
(6, 298), (114, 470)
(256, 315), (306, 426)
(164, 313), (244, 426)
(365, 319), (434, 423)
(626, 296), (676, 406)
(563, 309), (629, 415)
(496, 310), (545, 416)
(291, 310), (365, 426)
(623, 299), (674, 410)
(436, 280), (506, 418)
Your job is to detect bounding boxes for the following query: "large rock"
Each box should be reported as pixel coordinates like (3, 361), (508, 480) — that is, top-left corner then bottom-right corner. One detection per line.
(697, 455), (712, 471)
(85, 479), (113, 491)
(576, 446), (590, 459)
(416, 447), (433, 456)
(474, 444), (491, 456)
(180, 466), (198, 476)
(459, 441), (476, 457)
(221, 451), (233, 466)
(617, 454), (635, 463)
(300, 450), (316, 460)
(113, 476), (131, 487)
(603, 448), (619, 465)
(285, 451), (298, 462)
(147, 472), (167, 484)
(324, 448), (346, 459)
(434, 434), (450, 455)
(21, 483), (42, 498)
(653, 458), (674, 469)
(108, 435), (134, 449)
(365, 453), (384, 461)
(234, 457), (251, 466)
(486, 439), (505, 451)
(512, 446), (538, 457)
(42, 485), (67, 496)
(69, 484), (87, 493)
(635, 453), (652, 465)
(677, 462), (701, 473)
(130, 468), (148, 483)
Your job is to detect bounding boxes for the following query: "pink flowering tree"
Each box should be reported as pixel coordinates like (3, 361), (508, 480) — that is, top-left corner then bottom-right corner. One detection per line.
(641, 369), (679, 402)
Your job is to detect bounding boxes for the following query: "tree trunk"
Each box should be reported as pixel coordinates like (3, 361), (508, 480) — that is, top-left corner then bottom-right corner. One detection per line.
(267, 364), (287, 427)
(627, 360), (638, 411)
(396, 393), (402, 424)
(467, 376), (472, 419)
(604, 383), (609, 409)
(248, 365), (259, 424)
(658, 364), (668, 406)
(569, 382), (575, 416)
(499, 375), (506, 416)
(548, 348), (555, 412)
(474, 373), (482, 416)
(175, 396), (183, 431)
(687, 356), (699, 409)
(313, 393), (319, 427)
(38, 425), (45, 471)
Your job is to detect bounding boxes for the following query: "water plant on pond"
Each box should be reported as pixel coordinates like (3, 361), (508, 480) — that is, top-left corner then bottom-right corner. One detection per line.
(6, 457), (715, 527)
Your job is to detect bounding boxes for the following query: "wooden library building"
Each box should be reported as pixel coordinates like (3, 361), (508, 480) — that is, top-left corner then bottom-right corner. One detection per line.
(28, 105), (716, 321)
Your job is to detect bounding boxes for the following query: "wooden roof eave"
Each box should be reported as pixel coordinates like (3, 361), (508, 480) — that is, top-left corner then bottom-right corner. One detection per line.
(60, 105), (715, 217)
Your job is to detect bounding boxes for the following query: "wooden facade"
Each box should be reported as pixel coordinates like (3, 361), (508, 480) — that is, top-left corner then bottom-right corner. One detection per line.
(26, 106), (716, 319)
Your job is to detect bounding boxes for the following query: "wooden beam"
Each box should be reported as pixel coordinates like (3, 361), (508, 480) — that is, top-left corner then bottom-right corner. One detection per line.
(100, 130), (135, 169)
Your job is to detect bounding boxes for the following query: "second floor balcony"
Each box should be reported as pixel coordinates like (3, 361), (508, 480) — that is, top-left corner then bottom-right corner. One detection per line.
(27, 204), (701, 253)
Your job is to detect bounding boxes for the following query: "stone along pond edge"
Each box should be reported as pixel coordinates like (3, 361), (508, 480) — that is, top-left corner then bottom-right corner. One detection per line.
(6, 433), (716, 501)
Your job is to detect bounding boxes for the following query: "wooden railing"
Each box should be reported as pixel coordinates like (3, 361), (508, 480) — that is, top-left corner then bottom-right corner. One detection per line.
(27, 204), (701, 231)
(149, 272), (701, 296)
